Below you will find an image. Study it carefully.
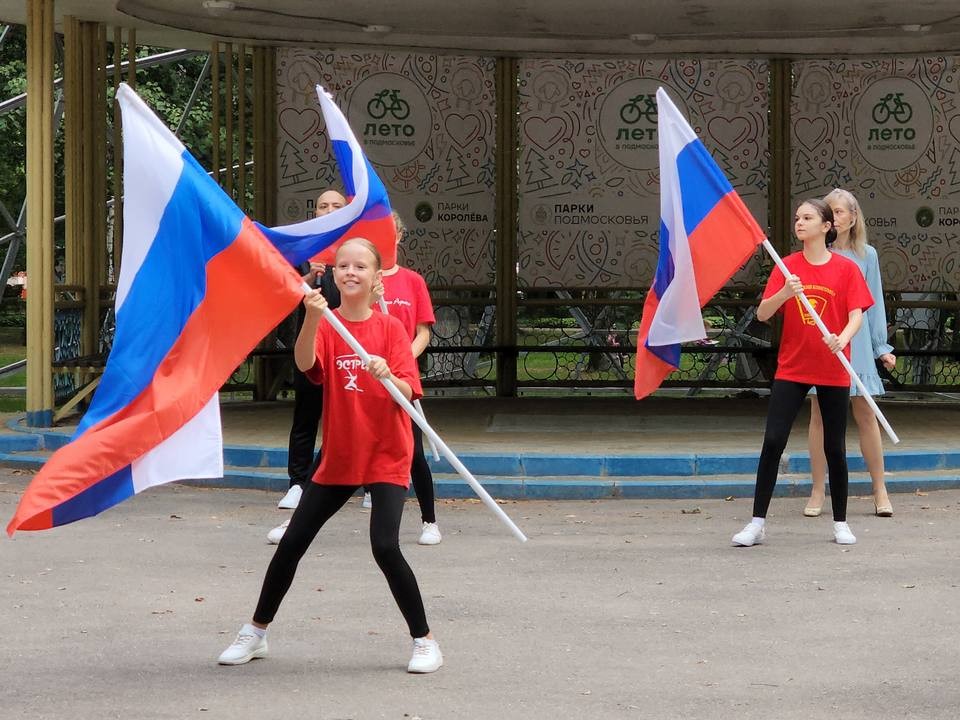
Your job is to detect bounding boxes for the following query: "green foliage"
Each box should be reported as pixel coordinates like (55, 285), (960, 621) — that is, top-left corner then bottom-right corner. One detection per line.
(0, 26), (27, 235)
(0, 28), (216, 289)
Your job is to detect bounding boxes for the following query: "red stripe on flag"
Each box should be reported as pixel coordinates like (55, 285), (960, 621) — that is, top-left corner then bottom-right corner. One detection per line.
(688, 191), (765, 307)
(633, 292), (677, 400)
(313, 215), (398, 269)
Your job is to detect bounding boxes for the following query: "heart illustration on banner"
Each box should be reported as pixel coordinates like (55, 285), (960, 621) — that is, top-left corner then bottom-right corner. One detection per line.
(948, 114), (960, 145)
(445, 113), (481, 148)
(795, 117), (829, 152)
(524, 116), (566, 151)
(279, 107), (321, 143)
(708, 116), (751, 150)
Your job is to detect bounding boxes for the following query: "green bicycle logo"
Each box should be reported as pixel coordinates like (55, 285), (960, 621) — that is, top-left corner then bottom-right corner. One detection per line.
(871, 93), (913, 124)
(619, 94), (658, 124)
(367, 89), (410, 120)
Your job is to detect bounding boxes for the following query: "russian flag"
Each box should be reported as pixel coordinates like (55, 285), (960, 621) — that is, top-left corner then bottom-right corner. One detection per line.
(634, 88), (766, 399)
(259, 86), (398, 270)
(7, 84), (305, 535)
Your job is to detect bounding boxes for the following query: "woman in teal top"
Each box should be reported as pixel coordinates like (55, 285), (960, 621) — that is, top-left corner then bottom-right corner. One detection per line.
(804, 189), (897, 517)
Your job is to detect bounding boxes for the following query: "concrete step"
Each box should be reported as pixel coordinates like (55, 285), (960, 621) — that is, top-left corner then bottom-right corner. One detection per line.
(186, 468), (960, 500)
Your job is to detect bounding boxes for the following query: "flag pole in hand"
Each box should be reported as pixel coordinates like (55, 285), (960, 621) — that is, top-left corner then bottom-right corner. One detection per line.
(317, 284), (528, 542)
(760, 240), (899, 444)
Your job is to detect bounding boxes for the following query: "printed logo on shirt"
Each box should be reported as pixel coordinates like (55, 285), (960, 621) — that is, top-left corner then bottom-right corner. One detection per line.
(335, 353), (365, 392)
(795, 293), (830, 326)
(385, 298), (412, 308)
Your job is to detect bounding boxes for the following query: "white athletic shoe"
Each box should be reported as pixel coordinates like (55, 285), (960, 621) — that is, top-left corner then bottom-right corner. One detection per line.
(218, 624), (268, 665)
(732, 522), (766, 547)
(267, 519), (289, 545)
(277, 484), (302, 509)
(833, 521), (857, 545)
(418, 522), (442, 545)
(361, 492), (372, 509)
(407, 637), (443, 673)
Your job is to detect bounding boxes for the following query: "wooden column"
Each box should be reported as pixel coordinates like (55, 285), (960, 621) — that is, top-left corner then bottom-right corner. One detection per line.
(237, 45), (247, 212)
(112, 27), (123, 274)
(25, 0), (55, 426)
(224, 42), (234, 197)
(495, 58), (519, 396)
(769, 59), (793, 257)
(211, 41), (220, 184)
(63, 16), (81, 285)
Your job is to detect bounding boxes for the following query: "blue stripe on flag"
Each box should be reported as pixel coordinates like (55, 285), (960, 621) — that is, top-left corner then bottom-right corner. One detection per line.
(51, 465), (134, 526)
(652, 220), (674, 300)
(676, 139), (733, 235)
(256, 224), (345, 266)
(331, 139), (358, 196)
(76, 151), (243, 436)
(647, 339), (681, 367)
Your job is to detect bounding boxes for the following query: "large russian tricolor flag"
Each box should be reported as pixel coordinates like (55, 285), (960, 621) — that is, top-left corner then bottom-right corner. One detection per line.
(634, 88), (766, 399)
(7, 84), (305, 535)
(259, 86), (398, 269)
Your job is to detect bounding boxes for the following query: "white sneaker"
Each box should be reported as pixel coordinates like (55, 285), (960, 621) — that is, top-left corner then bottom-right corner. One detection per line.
(732, 522), (766, 547)
(218, 624), (268, 665)
(267, 519), (289, 545)
(277, 484), (302, 509)
(418, 522), (442, 545)
(834, 521), (857, 545)
(407, 637), (443, 673)
(361, 492), (372, 509)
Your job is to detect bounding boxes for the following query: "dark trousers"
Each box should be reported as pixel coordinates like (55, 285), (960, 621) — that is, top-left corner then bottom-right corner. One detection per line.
(253, 482), (430, 638)
(411, 423), (436, 523)
(287, 370), (323, 488)
(753, 379), (850, 521)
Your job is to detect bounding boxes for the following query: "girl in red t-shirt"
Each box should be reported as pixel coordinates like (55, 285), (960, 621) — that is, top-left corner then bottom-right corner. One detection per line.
(218, 238), (442, 674)
(732, 199), (873, 548)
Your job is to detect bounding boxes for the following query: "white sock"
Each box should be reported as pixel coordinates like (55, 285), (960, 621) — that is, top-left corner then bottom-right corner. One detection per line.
(752, 517), (766, 527)
(248, 624), (266, 638)
(834, 521), (848, 529)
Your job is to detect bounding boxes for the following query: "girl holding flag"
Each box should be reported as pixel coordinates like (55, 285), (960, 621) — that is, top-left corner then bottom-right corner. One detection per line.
(732, 199), (873, 548)
(218, 237), (442, 673)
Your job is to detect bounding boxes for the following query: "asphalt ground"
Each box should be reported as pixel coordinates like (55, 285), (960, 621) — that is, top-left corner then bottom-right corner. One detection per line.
(3, 469), (960, 720)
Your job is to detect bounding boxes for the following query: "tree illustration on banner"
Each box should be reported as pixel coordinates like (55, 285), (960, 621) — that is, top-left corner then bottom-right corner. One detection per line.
(793, 148), (818, 193)
(522, 146), (556, 192)
(444, 146), (471, 191)
(279, 141), (309, 185)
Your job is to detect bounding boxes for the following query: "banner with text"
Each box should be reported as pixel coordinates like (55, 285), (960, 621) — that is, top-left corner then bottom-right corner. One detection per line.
(276, 49), (497, 285)
(517, 59), (770, 288)
(791, 57), (960, 291)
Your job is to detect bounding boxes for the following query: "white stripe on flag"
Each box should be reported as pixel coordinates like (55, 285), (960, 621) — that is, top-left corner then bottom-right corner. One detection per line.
(116, 85), (186, 311)
(647, 88), (707, 347)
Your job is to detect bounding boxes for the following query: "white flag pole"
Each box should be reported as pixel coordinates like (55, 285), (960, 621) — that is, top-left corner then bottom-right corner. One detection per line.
(760, 240), (899, 444)
(314, 285), (528, 542)
(378, 296), (441, 462)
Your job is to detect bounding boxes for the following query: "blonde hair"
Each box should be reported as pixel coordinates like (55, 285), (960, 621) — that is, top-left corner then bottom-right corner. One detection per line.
(336, 237), (381, 270)
(823, 188), (868, 257)
(391, 210), (407, 239)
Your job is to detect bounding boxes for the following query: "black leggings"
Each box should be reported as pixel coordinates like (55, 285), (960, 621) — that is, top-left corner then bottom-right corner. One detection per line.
(753, 379), (850, 521)
(253, 482), (430, 638)
(411, 423), (436, 523)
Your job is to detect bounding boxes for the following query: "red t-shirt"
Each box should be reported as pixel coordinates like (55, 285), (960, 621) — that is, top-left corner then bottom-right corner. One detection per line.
(305, 310), (424, 487)
(762, 252), (874, 387)
(378, 267), (435, 341)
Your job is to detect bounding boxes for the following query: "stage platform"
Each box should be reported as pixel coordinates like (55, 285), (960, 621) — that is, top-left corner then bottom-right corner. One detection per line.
(2, 394), (959, 500)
